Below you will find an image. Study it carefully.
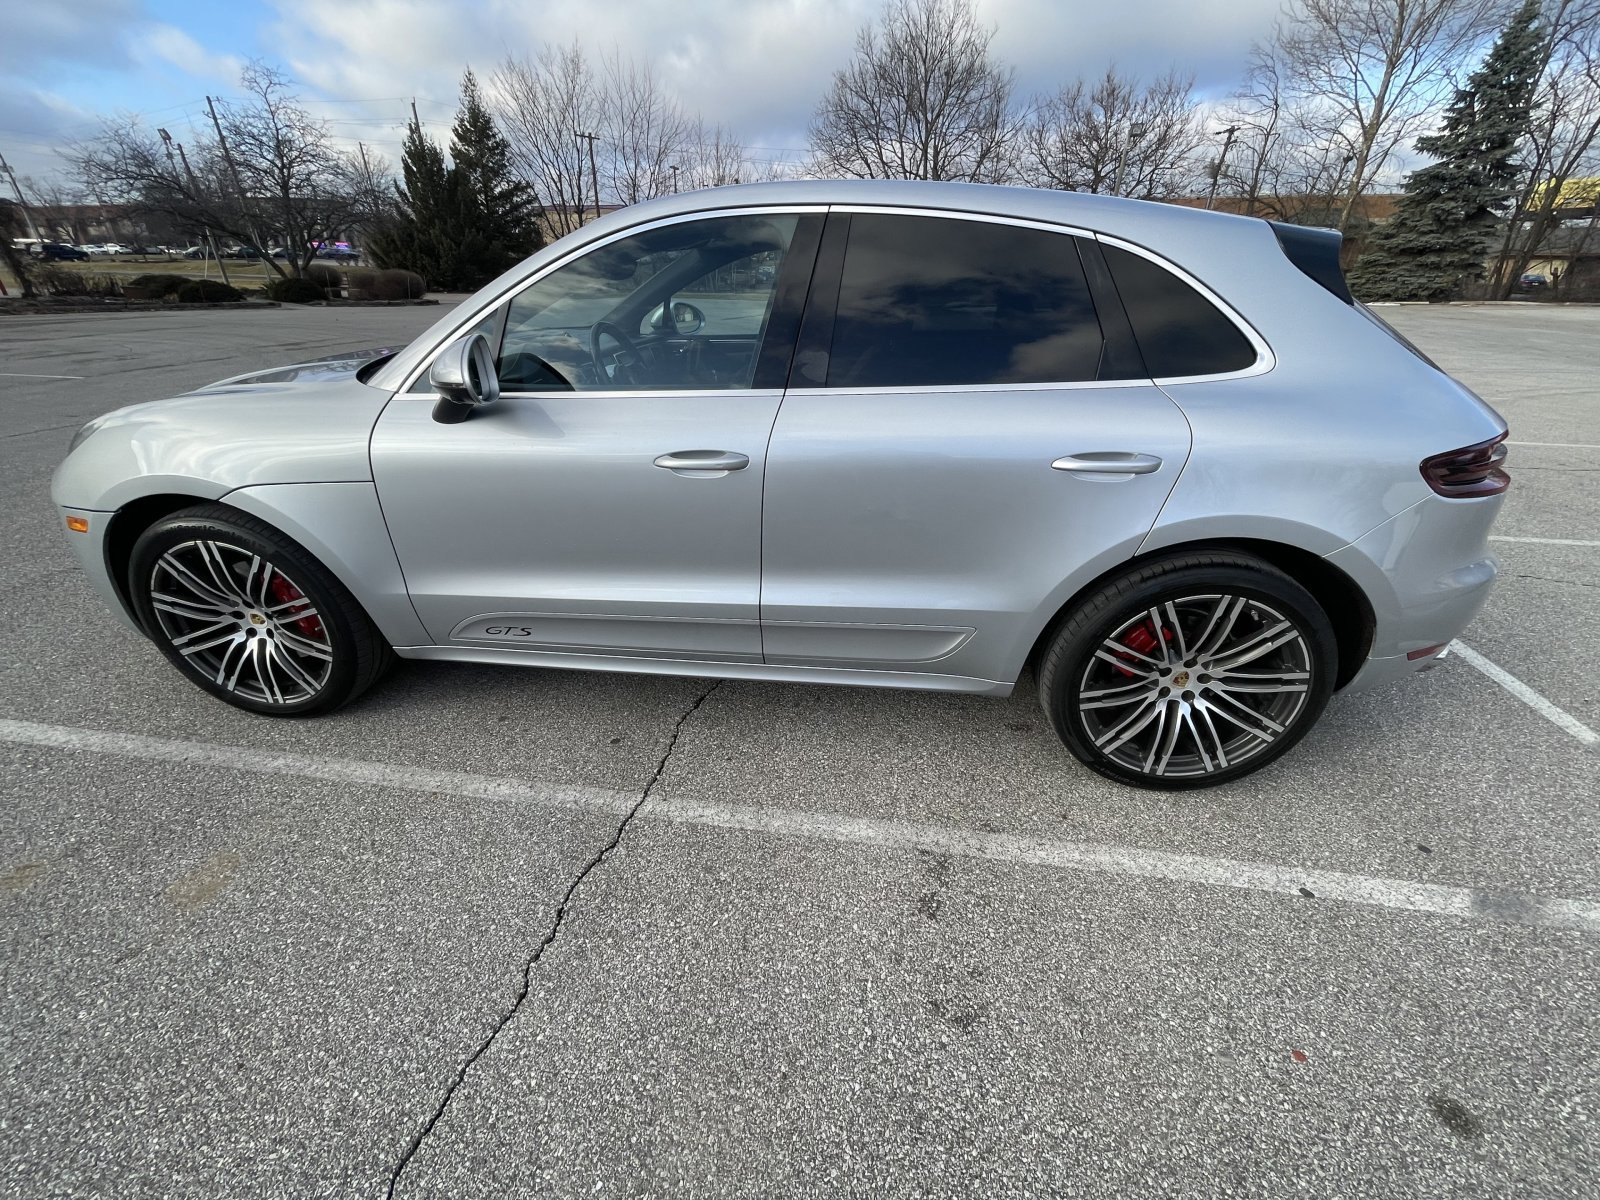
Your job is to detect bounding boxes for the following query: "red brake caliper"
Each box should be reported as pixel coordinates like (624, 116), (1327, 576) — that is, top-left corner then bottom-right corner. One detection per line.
(1112, 620), (1171, 677)
(267, 574), (325, 639)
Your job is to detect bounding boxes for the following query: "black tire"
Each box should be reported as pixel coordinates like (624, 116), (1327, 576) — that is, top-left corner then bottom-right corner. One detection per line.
(128, 503), (393, 716)
(1037, 552), (1337, 790)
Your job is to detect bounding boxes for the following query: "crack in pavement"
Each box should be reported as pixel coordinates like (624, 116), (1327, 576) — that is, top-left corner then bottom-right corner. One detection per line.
(384, 679), (721, 1199)
(1511, 572), (1599, 590)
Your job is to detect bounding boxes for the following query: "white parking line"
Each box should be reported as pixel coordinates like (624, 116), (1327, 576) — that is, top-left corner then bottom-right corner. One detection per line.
(1489, 536), (1600, 547)
(2, 716), (1596, 935)
(1451, 641), (1599, 747)
(1507, 441), (1600, 449)
(0, 372), (85, 380)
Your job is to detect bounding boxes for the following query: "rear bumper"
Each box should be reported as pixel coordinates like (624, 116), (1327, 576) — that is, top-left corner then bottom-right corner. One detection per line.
(1326, 493), (1502, 694)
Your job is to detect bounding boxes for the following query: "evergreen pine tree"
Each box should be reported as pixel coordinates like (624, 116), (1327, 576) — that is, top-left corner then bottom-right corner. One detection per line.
(1349, 0), (1544, 302)
(369, 74), (544, 291)
(367, 113), (458, 286)
(449, 68), (544, 284)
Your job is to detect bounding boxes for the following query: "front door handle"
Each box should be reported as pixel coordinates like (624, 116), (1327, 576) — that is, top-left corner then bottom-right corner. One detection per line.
(1051, 452), (1163, 476)
(653, 450), (750, 472)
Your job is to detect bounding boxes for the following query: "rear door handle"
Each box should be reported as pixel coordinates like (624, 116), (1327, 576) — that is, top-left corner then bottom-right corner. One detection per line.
(1051, 452), (1163, 476)
(653, 450), (750, 472)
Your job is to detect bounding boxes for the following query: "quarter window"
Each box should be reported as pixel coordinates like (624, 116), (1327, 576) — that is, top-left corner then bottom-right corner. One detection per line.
(1100, 243), (1257, 378)
(824, 214), (1104, 389)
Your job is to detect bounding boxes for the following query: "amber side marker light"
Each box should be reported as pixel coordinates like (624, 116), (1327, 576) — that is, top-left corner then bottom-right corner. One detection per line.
(65, 516), (90, 533)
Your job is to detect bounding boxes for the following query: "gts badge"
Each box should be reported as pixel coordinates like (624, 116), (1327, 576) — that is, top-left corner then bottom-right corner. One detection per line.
(482, 626), (537, 638)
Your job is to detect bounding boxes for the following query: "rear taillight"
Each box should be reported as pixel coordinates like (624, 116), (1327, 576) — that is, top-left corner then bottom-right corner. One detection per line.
(1420, 433), (1509, 498)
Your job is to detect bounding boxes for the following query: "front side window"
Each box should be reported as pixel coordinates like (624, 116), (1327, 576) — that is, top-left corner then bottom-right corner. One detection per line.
(495, 213), (806, 392)
(825, 214), (1105, 389)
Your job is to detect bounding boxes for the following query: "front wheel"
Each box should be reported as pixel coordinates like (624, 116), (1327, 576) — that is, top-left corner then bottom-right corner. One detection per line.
(128, 504), (392, 715)
(1038, 554), (1337, 789)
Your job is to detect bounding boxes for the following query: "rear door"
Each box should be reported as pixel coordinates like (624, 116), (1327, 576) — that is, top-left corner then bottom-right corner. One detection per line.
(759, 210), (1193, 683)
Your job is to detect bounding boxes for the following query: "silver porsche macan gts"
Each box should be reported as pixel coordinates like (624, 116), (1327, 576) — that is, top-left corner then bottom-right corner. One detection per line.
(52, 180), (1510, 789)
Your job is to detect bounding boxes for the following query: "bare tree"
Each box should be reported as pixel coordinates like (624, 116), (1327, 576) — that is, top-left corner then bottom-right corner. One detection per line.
(1492, 0), (1600, 295)
(222, 64), (386, 275)
(808, 0), (1019, 181)
(67, 62), (384, 278)
(493, 46), (598, 236)
(1021, 67), (1203, 198)
(1270, 0), (1507, 234)
(0, 200), (38, 297)
(17, 174), (89, 242)
(1216, 45), (1363, 222)
(598, 50), (693, 204)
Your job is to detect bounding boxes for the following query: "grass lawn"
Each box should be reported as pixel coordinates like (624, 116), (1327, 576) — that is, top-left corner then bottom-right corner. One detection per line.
(1, 256), (302, 297)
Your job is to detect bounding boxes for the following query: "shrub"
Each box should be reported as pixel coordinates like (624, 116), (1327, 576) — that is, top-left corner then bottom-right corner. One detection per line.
(342, 266), (378, 299)
(35, 265), (121, 297)
(176, 279), (244, 304)
(303, 263), (341, 291)
(127, 273), (190, 299)
(372, 268), (425, 300)
(266, 276), (326, 303)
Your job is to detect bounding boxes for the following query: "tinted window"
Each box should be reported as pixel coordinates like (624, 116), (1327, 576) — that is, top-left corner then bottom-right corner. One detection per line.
(1101, 243), (1257, 378)
(497, 213), (803, 392)
(825, 214), (1104, 388)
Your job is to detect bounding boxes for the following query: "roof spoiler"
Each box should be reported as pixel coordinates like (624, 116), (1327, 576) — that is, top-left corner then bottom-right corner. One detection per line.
(1269, 222), (1353, 305)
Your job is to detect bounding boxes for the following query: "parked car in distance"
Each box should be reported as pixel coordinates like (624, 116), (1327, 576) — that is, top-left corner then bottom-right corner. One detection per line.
(38, 242), (90, 261)
(52, 180), (1509, 789)
(1516, 272), (1548, 293)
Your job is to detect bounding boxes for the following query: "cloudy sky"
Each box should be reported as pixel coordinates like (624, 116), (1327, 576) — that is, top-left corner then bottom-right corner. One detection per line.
(2, 0), (1286, 185)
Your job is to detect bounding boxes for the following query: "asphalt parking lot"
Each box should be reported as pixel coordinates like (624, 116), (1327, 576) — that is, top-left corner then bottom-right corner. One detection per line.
(1, 301), (1596, 1198)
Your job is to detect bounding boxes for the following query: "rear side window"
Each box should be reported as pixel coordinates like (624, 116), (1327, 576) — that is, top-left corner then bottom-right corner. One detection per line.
(826, 214), (1104, 388)
(1101, 243), (1257, 379)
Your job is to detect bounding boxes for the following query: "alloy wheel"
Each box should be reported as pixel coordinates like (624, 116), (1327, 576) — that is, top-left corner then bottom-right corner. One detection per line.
(1075, 593), (1314, 780)
(147, 539), (334, 706)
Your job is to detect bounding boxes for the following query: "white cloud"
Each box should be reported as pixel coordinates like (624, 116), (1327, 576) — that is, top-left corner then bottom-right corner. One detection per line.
(133, 25), (248, 84)
(262, 0), (1286, 168)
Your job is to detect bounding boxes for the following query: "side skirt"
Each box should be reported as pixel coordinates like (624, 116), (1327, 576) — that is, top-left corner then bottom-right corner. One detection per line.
(392, 644), (1014, 696)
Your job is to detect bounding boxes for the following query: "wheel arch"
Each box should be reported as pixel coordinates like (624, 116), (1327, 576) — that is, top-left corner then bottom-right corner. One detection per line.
(1023, 538), (1374, 690)
(103, 486), (430, 648)
(104, 493), (214, 632)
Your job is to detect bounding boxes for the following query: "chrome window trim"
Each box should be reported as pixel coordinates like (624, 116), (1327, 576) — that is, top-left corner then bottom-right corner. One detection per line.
(1092, 232), (1276, 385)
(388, 390), (787, 404)
(394, 204), (829, 395)
(783, 379), (1155, 397)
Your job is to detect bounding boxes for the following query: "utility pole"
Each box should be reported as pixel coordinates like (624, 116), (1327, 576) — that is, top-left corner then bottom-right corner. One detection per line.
(1110, 121), (1148, 198)
(575, 130), (601, 222)
(670, 164), (679, 194)
(1205, 125), (1241, 211)
(0, 151), (42, 241)
(206, 96), (267, 264)
(572, 131), (587, 227)
(160, 128), (231, 286)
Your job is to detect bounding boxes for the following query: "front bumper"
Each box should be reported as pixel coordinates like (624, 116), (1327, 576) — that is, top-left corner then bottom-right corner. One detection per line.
(57, 507), (144, 637)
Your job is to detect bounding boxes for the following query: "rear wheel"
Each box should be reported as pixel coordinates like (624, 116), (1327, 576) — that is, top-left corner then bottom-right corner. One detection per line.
(1038, 554), (1337, 789)
(128, 504), (392, 715)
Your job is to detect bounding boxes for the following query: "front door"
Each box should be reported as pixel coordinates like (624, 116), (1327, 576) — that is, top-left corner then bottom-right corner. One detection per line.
(371, 210), (822, 660)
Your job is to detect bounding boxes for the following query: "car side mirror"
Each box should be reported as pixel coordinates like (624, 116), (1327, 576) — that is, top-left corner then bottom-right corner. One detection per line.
(429, 332), (501, 424)
(645, 300), (706, 335)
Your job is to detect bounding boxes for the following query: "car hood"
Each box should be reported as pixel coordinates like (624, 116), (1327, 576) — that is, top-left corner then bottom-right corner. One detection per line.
(53, 350), (407, 511)
(192, 345), (402, 392)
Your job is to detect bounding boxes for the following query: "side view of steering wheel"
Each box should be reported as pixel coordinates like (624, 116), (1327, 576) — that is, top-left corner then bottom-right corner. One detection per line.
(590, 320), (646, 386)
